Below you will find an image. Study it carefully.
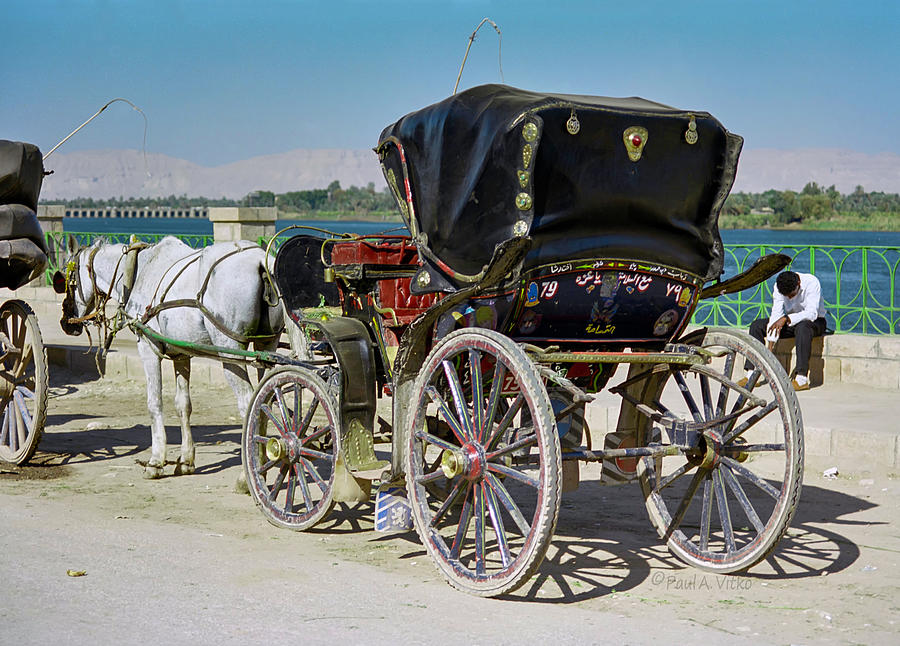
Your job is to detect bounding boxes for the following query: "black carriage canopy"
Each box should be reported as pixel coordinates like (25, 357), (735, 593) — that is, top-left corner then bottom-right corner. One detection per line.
(376, 84), (742, 287)
(0, 140), (48, 290)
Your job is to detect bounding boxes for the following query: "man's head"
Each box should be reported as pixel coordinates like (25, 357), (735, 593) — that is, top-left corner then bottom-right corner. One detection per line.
(776, 271), (801, 298)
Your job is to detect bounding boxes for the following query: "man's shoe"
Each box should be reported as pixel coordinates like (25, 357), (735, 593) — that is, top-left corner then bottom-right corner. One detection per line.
(736, 377), (749, 388)
(791, 378), (810, 392)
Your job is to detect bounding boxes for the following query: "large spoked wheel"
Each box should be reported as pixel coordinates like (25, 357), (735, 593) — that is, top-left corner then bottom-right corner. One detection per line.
(633, 327), (803, 573)
(406, 328), (561, 597)
(242, 366), (340, 531)
(0, 300), (48, 465)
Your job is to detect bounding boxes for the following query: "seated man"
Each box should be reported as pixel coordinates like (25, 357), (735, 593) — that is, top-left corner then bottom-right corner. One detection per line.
(743, 270), (827, 391)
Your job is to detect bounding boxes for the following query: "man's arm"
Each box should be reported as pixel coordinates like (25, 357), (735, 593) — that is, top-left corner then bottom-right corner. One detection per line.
(768, 288), (786, 328)
(787, 275), (822, 325)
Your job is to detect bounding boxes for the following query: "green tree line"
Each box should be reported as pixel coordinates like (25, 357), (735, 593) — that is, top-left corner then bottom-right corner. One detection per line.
(723, 183), (900, 229)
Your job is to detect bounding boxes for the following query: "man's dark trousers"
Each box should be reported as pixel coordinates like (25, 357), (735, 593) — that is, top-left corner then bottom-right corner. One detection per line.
(747, 317), (828, 375)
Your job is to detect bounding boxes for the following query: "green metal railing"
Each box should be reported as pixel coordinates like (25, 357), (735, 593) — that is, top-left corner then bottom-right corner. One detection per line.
(43, 231), (900, 335)
(692, 244), (900, 335)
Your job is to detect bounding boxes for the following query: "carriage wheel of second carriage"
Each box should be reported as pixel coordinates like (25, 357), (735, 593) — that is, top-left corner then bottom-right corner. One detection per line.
(406, 328), (561, 597)
(635, 327), (803, 573)
(242, 366), (340, 531)
(0, 300), (48, 465)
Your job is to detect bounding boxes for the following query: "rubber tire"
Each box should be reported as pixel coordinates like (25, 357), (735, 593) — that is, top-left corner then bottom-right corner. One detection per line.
(405, 328), (561, 597)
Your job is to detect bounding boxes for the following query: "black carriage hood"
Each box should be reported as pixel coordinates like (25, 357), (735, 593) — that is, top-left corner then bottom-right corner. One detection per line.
(376, 84), (742, 285)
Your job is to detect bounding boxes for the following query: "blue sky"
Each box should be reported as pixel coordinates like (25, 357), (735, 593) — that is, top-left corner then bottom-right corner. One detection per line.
(3, 0), (898, 166)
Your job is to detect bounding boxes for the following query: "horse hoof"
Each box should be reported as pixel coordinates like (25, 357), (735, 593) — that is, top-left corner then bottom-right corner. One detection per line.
(174, 460), (195, 476)
(142, 465), (165, 479)
(234, 472), (250, 495)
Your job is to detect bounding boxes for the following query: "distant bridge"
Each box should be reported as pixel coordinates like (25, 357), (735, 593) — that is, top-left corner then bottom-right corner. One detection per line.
(64, 206), (208, 218)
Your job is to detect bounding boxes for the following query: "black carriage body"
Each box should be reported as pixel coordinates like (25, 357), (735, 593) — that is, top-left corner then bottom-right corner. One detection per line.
(0, 140), (49, 290)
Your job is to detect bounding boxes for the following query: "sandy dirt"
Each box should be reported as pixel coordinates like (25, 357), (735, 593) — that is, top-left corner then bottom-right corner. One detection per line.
(1, 367), (897, 645)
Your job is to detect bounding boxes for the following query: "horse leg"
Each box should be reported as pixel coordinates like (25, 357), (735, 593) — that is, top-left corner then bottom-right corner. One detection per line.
(173, 357), (195, 475)
(138, 339), (167, 479)
(223, 362), (254, 494)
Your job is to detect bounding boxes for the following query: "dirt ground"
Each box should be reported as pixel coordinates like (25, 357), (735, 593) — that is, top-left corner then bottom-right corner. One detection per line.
(1, 367), (897, 645)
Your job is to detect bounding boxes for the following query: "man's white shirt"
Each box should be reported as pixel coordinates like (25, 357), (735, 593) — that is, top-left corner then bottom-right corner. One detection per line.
(769, 273), (827, 328)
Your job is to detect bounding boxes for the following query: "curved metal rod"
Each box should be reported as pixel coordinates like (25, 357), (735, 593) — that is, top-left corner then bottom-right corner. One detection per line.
(453, 18), (503, 95)
(43, 98), (149, 163)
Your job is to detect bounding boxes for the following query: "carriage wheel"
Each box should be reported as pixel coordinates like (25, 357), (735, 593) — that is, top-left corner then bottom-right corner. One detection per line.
(242, 366), (340, 531)
(634, 327), (803, 572)
(0, 300), (48, 465)
(406, 328), (561, 597)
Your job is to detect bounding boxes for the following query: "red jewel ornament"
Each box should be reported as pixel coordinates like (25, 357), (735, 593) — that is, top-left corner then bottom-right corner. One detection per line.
(631, 134), (642, 147)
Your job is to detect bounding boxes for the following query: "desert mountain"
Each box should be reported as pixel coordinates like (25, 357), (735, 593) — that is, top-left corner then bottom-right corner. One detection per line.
(38, 147), (900, 201)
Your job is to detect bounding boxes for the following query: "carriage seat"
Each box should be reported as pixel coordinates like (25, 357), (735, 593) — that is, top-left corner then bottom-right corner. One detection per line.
(330, 236), (441, 326)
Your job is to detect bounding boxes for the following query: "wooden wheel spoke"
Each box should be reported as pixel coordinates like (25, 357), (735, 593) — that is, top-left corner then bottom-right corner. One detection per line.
(267, 464), (289, 500)
(13, 391), (33, 432)
(722, 401), (778, 444)
(292, 384), (301, 435)
(713, 468), (736, 553)
(486, 432), (536, 460)
(441, 359), (474, 440)
(722, 443), (786, 454)
(298, 396), (319, 438)
(300, 423), (332, 448)
(299, 456), (329, 494)
(484, 394), (524, 451)
(486, 461), (539, 490)
(485, 472), (530, 536)
(474, 482), (486, 575)
(294, 462), (315, 511)
(13, 343), (33, 381)
(260, 457), (279, 473)
(274, 386), (291, 432)
(699, 373), (714, 421)
(1, 409), (11, 449)
(261, 403), (290, 440)
(673, 370), (703, 423)
(297, 446), (330, 461)
(656, 460), (696, 492)
(721, 456), (781, 500)
(414, 427), (459, 453)
(430, 478), (466, 527)
(481, 362), (507, 444)
(469, 349), (484, 439)
(663, 468), (706, 540)
(715, 352), (735, 417)
(699, 474), (712, 551)
(483, 482), (511, 568)
(450, 491), (474, 560)
(426, 385), (467, 445)
(284, 469), (297, 512)
(721, 464), (765, 534)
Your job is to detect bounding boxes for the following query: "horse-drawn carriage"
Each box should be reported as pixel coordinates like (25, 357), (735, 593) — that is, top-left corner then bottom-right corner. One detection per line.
(0, 140), (49, 465)
(245, 85), (802, 596)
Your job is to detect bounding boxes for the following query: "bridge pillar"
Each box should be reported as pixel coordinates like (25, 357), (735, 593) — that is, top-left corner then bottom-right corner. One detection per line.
(208, 206), (276, 244)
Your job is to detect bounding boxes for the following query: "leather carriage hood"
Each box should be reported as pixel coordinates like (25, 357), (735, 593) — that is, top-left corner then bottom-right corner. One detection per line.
(376, 84), (741, 287)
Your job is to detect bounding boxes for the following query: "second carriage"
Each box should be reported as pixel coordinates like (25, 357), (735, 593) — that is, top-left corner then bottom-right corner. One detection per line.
(242, 85), (802, 596)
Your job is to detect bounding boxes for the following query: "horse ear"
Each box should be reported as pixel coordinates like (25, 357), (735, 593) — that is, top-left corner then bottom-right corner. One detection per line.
(66, 234), (81, 256)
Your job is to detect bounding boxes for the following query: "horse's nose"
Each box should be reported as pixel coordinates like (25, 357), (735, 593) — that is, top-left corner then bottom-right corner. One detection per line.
(52, 270), (67, 294)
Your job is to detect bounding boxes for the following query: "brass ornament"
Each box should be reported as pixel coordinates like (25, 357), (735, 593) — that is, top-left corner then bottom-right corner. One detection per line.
(685, 116), (698, 145)
(517, 169), (530, 188)
(513, 219), (529, 236)
(416, 271), (431, 288)
(623, 126), (649, 162)
(515, 193), (533, 211)
(522, 143), (533, 168)
(523, 121), (538, 142)
(566, 108), (580, 135)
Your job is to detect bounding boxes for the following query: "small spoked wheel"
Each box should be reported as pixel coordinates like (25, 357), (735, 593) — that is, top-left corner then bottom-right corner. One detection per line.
(634, 327), (803, 572)
(242, 366), (340, 531)
(406, 328), (561, 597)
(0, 300), (48, 465)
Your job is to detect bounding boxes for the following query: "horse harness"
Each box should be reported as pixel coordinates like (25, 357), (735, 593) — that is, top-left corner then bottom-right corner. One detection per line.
(64, 242), (279, 359)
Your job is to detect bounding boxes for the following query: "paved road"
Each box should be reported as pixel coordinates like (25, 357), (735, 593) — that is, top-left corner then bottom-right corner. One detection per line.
(1, 369), (897, 645)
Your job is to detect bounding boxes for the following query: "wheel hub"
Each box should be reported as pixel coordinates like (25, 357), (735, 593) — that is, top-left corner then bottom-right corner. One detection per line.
(266, 437), (291, 462)
(698, 430), (723, 468)
(441, 443), (485, 481)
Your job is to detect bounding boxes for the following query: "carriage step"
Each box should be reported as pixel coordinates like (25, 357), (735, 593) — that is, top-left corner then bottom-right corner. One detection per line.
(374, 483), (413, 533)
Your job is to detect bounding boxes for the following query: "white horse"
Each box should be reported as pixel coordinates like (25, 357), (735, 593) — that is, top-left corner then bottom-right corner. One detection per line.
(58, 235), (283, 478)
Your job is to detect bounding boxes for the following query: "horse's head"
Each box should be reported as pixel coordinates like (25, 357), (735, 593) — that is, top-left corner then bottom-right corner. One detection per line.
(52, 236), (102, 336)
